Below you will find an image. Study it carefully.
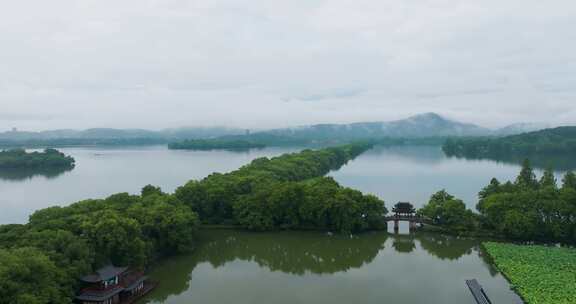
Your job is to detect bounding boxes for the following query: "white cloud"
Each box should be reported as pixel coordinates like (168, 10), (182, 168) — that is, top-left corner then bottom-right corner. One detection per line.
(0, 0), (575, 130)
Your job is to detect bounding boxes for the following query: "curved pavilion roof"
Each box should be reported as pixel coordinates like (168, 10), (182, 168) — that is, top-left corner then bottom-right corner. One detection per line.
(80, 265), (128, 283)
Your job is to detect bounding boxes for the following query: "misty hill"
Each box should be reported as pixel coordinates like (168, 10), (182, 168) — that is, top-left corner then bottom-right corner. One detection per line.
(493, 122), (552, 136)
(0, 127), (244, 142)
(259, 113), (491, 141)
(0, 113), (558, 148)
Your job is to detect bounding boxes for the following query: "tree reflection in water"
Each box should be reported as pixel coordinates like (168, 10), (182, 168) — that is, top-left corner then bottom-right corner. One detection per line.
(449, 152), (576, 171)
(196, 230), (388, 275)
(0, 166), (73, 181)
(416, 233), (477, 260)
(142, 230), (481, 303)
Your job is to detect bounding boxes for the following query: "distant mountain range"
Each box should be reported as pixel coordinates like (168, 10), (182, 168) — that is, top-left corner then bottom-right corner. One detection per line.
(492, 122), (552, 136)
(0, 113), (563, 145)
(261, 113), (490, 140)
(0, 127), (244, 141)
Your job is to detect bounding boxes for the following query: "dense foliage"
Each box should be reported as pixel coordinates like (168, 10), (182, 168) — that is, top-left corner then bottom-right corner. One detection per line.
(476, 160), (576, 243)
(418, 190), (477, 231)
(0, 148), (75, 169)
(233, 177), (386, 232)
(0, 247), (71, 304)
(483, 242), (576, 304)
(168, 139), (266, 150)
(0, 187), (200, 304)
(443, 126), (576, 158)
(175, 142), (387, 231)
(418, 160), (576, 242)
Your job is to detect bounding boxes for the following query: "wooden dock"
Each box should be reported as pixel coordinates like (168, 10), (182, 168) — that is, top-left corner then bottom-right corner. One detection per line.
(466, 279), (492, 304)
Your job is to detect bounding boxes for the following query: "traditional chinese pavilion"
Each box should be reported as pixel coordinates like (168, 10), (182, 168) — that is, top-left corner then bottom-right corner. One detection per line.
(76, 265), (155, 304)
(392, 202), (416, 217)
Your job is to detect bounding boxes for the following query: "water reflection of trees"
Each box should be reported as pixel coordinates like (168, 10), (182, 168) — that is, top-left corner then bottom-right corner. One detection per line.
(196, 230), (388, 275)
(449, 153), (576, 171)
(388, 232), (477, 259)
(0, 166), (73, 181)
(369, 146), (445, 165)
(141, 253), (199, 303)
(142, 230), (388, 303)
(415, 233), (477, 260)
(143, 231), (481, 303)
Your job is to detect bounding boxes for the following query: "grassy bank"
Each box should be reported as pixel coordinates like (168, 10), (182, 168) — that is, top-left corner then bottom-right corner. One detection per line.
(483, 242), (576, 304)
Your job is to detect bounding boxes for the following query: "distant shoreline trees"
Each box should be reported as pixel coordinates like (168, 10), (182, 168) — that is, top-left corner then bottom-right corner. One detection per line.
(442, 126), (576, 159)
(168, 139), (266, 151)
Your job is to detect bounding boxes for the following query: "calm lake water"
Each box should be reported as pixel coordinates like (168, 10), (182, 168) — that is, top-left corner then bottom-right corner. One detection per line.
(330, 145), (565, 210)
(140, 230), (521, 304)
(0, 145), (563, 224)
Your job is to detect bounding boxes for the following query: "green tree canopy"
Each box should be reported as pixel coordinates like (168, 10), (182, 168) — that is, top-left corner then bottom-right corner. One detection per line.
(418, 190), (475, 230)
(540, 168), (557, 189)
(562, 171), (576, 190)
(0, 247), (71, 304)
(516, 159), (539, 189)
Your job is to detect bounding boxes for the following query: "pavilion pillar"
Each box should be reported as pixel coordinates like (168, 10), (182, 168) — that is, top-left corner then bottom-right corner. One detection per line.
(393, 219), (399, 232)
(409, 220), (416, 232)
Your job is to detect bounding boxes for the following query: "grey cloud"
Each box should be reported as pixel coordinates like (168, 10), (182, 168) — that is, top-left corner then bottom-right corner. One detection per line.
(284, 89), (364, 102)
(0, 113), (60, 121)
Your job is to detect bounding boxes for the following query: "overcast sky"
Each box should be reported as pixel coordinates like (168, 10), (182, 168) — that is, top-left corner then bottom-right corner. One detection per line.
(1, 0), (575, 131)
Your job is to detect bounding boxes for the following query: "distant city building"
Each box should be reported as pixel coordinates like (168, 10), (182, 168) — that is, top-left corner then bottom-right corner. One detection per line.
(11, 127), (17, 132)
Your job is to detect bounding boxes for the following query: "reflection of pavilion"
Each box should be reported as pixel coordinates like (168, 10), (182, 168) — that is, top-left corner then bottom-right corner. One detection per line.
(392, 234), (416, 253)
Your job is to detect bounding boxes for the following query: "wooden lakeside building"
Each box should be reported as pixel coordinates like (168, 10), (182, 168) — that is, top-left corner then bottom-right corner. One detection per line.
(76, 265), (156, 304)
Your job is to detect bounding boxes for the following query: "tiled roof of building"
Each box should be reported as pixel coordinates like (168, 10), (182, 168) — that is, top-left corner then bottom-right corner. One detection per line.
(80, 265), (128, 283)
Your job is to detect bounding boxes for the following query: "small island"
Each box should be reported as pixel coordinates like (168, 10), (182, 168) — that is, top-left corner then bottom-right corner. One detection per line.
(0, 148), (75, 169)
(168, 139), (266, 151)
